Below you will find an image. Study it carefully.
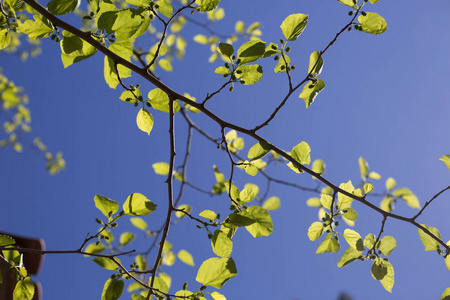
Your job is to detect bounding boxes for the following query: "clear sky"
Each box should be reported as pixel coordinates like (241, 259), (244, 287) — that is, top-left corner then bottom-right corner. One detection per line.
(1, 0), (450, 299)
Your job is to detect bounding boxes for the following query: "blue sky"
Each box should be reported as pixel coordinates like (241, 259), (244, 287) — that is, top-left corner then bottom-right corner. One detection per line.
(2, 0), (450, 299)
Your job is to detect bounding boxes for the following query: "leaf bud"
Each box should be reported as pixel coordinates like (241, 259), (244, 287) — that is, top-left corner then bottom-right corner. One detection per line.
(183, 282), (188, 290)
(280, 65), (285, 70)
(274, 55), (279, 61)
(271, 44), (277, 50)
(96, 241), (101, 245)
(240, 80), (245, 84)
(236, 59), (241, 65)
(96, 218), (103, 224)
(280, 39), (285, 44)
(235, 70), (242, 74)
(361, 11), (367, 16)
(229, 86), (234, 92)
(291, 65), (296, 70)
(200, 285), (207, 291)
(111, 222), (118, 228)
(224, 63), (230, 68)
(196, 224), (202, 229)
(348, 11), (353, 16)
(334, 221), (339, 226)
(285, 46), (291, 53)
(231, 55), (236, 60)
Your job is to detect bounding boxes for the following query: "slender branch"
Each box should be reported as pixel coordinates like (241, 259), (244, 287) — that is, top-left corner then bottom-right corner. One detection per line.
(412, 185), (450, 221)
(370, 215), (387, 254)
(202, 78), (233, 105)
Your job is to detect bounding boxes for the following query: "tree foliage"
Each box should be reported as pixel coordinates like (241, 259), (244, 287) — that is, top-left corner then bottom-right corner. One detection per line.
(1, 0), (450, 299)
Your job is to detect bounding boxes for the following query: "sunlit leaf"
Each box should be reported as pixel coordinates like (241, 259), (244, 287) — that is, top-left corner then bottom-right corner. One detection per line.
(358, 12), (387, 35)
(308, 221), (323, 241)
(93, 257), (120, 270)
(337, 246), (362, 268)
(94, 195), (119, 218)
(196, 257), (237, 288)
(280, 13), (308, 41)
(299, 79), (325, 108)
(101, 278), (124, 300)
(262, 196), (280, 211)
(316, 233), (340, 254)
(178, 249), (195, 266)
(123, 193), (157, 216)
(418, 224), (441, 251)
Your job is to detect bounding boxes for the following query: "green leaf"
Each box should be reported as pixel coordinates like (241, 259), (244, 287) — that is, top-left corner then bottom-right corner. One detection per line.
(193, 34), (209, 44)
(280, 13), (308, 41)
(392, 187), (420, 208)
(13, 277), (35, 300)
(312, 159), (325, 175)
(148, 88), (180, 113)
(18, 15), (54, 39)
(104, 40), (133, 89)
(156, 0), (172, 18)
(371, 260), (394, 292)
(195, 0), (220, 12)
(308, 50), (323, 75)
(175, 290), (193, 299)
(123, 193), (157, 216)
(236, 40), (266, 65)
(358, 12), (387, 35)
(337, 180), (355, 210)
(131, 294), (145, 300)
(337, 246), (362, 268)
(235, 64), (263, 85)
(262, 196), (280, 211)
(211, 230), (233, 258)
(178, 249), (195, 266)
(218, 42), (234, 58)
(93, 257), (119, 270)
(306, 197), (320, 207)
(385, 177), (396, 190)
(274, 54), (290, 73)
(199, 210), (217, 220)
(320, 194), (332, 210)
(378, 236), (396, 256)
(368, 171), (381, 179)
(152, 162), (170, 175)
(287, 141), (311, 173)
(175, 204), (191, 218)
(363, 183), (374, 194)
(83, 242), (105, 256)
(0, 235), (15, 246)
(158, 59), (173, 72)
(337, 0), (357, 8)
(244, 206), (273, 238)
(101, 278), (124, 300)
(60, 31), (97, 68)
(364, 233), (376, 249)
(380, 196), (394, 212)
(126, 0), (151, 6)
(343, 229), (364, 251)
(343, 208), (358, 221)
(263, 42), (280, 58)
(307, 221), (323, 241)
(120, 232), (135, 246)
(239, 186), (256, 203)
(369, 0), (380, 3)
(149, 277), (169, 297)
(299, 79), (325, 108)
(210, 291), (227, 300)
(0, 29), (11, 50)
(316, 233), (340, 254)
(130, 217), (147, 230)
(112, 8), (146, 40)
(441, 155), (450, 171)
(196, 257), (237, 288)
(248, 141), (271, 161)
(358, 157), (369, 178)
(215, 66), (230, 75)
(418, 224), (441, 251)
(441, 288), (450, 300)
(94, 195), (119, 218)
(159, 273), (171, 289)
(47, 0), (80, 15)
(136, 108), (154, 135)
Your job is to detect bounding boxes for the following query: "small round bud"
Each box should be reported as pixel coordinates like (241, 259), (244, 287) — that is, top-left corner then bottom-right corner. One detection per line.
(236, 70), (242, 74)
(285, 46), (291, 53)
(224, 63), (230, 68)
(271, 44), (277, 50)
(348, 11), (353, 16)
(111, 222), (118, 228)
(334, 221), (339, 226)
(280, 39), (285, 44)
(274, 55), (279, 61)
(196, 224), (202, 229)
(229, 86), (234, 92)
(200, 285), (207, 291)
(96, 218), (103, 224)
(291, 65), (296, 70)
(361, 11), (367, 16)
(280, 65), (285, 70)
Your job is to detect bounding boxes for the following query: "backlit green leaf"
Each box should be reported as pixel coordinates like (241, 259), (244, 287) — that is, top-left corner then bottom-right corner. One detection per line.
(312, 159), (325, 175)
(239, 186), (256, 202)
(199, 210), (217, 220)
(156, 0), (172, 18)
(211, 291), (227, 300)
(379, 236), (396, 256)
(274, 54), (290, 73)
(195, 0), (220, 12)
(248, 141), (271, 160)
(237, 40), (265, 65)
(215, 66), (230, 75)
(308, 221), (323, 241)
(235, 64), (263, 85)
(178, 249), (195, 266)
(358, 12), (387, 35)
(0, 29), (11, 50)
(392, 187), (420, 208)
(211, 230), (233, 258)
(364, 233), (376, 249)
(262, 196), (280, 211)
(101, 278), (124, 300)
(299, 79), (325, 108)
(0, 235), (15, 247)
(343, 208), (357, 221)
(337, 0), (357, 8)
(93, 257), (120, 270)
(380, 196), (394, 212)
(152, 162), (170, 175)
(123, 193), (157, 216)
(148, 88), (180, 113)
(84, 242), (105, 256)
(136, 108), (154, 135)
(280, 13), (308, 41)
(18, 15), (54, 39)
(363, 183), (374, 194)
(47, 0), (80, 15)
(337, 246), (362, 268)
(120, 232), (135, 246)
(385, 177), (396, 190)
(94, 195), (119, 218)
(441, 288), (450, 300)
(104, 40), (133, 89)
(130, 217), (147, 230)
(440, 155), (450, 172)
(306, 197), (320, 207)
(343, 229), (364, 251)
(338, 180), (355, 210)
(320, 194), (332, 210)
(358, 157), (369, 178)
(418, 224), (441, 251)
(244, 206), (273, 238)
(308, 50), (323, 75)
(316, 233), (340, 254)
(218, 42), (234, 58)
(176, 204), (191, 218)
(196, 257), (237, 288)
(13, 277), (34, 300)
(287, 141), (311, 173)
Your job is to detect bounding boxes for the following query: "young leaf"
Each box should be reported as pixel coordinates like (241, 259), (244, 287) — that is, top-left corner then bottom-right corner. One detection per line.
(93, 257), (120, 270)
(343, 208), (358, 221)
(123, 193), (157, 216)
(343, 229), (364, 251)
(152, 162), (170, 175)
(239, 187), (256, 203)
(120, 232), (135, 246)
(235, 65), (263, 85)
(178, 250), (195, 266)
(248, 141), (271, 160)
(94, 195), (119, 218)
(316, 233), (340, 254)
(320, 194), (332, 210)
(136, 108), (154, 135)
(156, 0), (173, 18)
(306, 197), (320, 207)
(280, 13), (309, 41)
(101, 278), (124, 300)
(130, 217), (147, 230)
(218, 42), (234, 58)
(307, 221), (323, 241)
(0, 235), (15, 246)
(244, 206), (273, 238)
(195, 0), (220, 12)
(385, 177), (396, 191)
(196, 257), (237, 288)
(211, 230), (233, 258)
(418, 224), (441, 251)
(262, 196), (280, 211)
(440, 155), (450, 171)
(236, 40), (266, 65)
(337, 246), (362, 268)
(371, 259), (395, 292)
(392, 187), (420, 208)
(378, 236), (396, 256)
(199, 210), (217, 220)
(337, 0), (357, 8)
(18, 15), (54, 39)
(148, 88), (180, 113)
(83, 242), (105, 256)
(364, 233), (376, 249)
(441, 288), (450, 300)
(337, 180), (355, 211)
(299, 79), (325, 108)
(358, 12), (387, 35)
(0, 29), (11, 50)
(13, 277), (35, 300)
(308, 51), (324, 75)
(47, 0), (80, 15)
(175, 204), (192, 218)
(211, 291), (227, 300)
(312, 159), (325, 175)
(363, 183), (374, 194)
